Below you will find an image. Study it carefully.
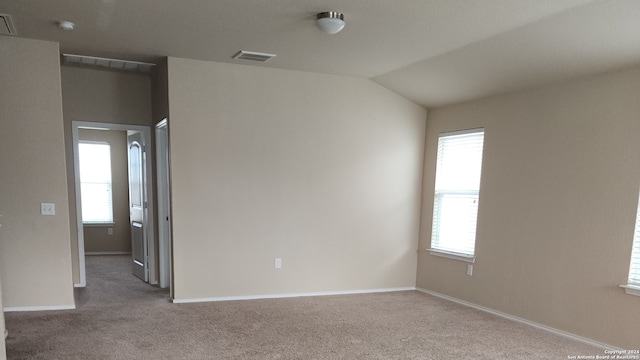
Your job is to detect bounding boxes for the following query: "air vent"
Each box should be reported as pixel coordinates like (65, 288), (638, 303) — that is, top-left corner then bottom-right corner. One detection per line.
(62, 54), (155, 73)
(0, 13), (17, 35)
(232, 51), (276, 63)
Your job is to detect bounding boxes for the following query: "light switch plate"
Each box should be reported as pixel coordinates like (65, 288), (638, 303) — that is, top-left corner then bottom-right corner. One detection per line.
(275, 258), (282, 269)
(41, 203), (55, 216)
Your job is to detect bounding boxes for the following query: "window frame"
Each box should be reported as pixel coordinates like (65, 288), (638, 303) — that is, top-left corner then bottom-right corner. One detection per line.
(428, 128), (485, 263)
(621, 190), (640, 297)
(78, 141), (114, 225)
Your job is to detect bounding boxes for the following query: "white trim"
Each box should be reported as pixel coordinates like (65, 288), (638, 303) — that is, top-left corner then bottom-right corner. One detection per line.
(85, 251), (131, 256)
(72, 121), (156, 288)
(439, 127), (485, 138)
(78, 140), (110, 145)
(4, 304), (76, 312)
(619, 284), (640, 297)
(428, 249), (476, 263)
(415, 288), (620, 351)
(72, 124), (86, 287)
(155, 118), (172, 291)
(82, 222), (115, 227)
(171, 287), (416, 304)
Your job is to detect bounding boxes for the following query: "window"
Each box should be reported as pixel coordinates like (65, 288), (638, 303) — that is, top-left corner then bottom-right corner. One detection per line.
(79, 142), (113, 224)
(623, 191), (640, 296)
(430, 129), (484, 261)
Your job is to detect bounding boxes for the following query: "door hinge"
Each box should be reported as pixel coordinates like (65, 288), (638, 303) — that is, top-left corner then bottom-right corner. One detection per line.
(144, 201), (148, 209)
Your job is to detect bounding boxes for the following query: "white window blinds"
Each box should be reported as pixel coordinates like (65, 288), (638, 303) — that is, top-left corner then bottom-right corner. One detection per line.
(79, 142), (114, 224)
(430, 129), (484, 257)
(627, 192), (640, 287)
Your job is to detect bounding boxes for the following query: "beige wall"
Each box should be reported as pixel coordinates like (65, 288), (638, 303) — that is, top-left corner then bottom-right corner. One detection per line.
(0, 37), (75, 309)
(61, 66), (152, 284)
(167, 57), (426, 300)
(151, 58), (169, 124)
(417, 67), (640, 348)
(78, 129), (131, 253)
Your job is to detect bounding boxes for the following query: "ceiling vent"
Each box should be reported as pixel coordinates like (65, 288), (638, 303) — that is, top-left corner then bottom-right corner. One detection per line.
(62, 54), (155, 73)
(0, 13), (17, 35)
(232, 51), (276, 63)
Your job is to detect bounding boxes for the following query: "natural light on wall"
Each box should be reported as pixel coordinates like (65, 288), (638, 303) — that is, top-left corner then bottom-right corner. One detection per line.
(430, 129), (484, 261)
(79, 142), (114, 224)
(622, 191), (640, 296)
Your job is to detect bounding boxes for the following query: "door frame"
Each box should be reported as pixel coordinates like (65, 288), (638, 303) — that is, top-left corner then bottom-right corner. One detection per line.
(72, 121), (156, 287)
(155, 118), (172, 291)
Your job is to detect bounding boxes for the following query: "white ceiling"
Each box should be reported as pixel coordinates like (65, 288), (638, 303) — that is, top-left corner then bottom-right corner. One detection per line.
(1, 0), (638, 108)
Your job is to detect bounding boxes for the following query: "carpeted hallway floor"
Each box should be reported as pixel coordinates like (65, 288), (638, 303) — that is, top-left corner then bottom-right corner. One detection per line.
(5, 255), (603, 359)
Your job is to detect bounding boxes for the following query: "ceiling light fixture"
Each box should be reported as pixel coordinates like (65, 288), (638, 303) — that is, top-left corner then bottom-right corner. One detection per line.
(316, 11), (345, 34)
(58, 21), (74, 31)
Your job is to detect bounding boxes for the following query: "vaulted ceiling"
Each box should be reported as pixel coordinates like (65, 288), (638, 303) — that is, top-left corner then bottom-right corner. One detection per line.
(2, 0), (639, 108)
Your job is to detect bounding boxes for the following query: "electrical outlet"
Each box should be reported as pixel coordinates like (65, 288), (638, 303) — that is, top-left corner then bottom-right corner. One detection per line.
(274, 258), (282, 269)
(41, 203), (55, 216)
(467, 264), (473, 276)
(107, 228), (113, 235)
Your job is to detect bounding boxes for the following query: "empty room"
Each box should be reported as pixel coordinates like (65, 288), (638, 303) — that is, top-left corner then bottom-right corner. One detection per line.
(0, 1), (639, 359)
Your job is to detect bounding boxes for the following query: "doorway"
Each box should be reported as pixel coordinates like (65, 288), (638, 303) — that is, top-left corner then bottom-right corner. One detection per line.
(72, 121), (157, 287)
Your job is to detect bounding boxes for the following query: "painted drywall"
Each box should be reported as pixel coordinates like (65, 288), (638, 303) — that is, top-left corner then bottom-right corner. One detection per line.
(151, 58), (169, 124)
(61, 66), (153, 284)
(78, 129), (131, 253)
(417, 67), (640, 348)
(167, 57), (426, 300)
(0, 37), (75, 309)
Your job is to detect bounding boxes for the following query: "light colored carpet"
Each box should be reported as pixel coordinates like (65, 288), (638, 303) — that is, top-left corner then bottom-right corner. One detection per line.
(5, 255), (602, 359)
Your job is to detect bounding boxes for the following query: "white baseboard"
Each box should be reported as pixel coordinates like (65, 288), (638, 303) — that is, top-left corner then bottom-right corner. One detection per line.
(3, 304), (76, 312)
(85, 251), (131, 256)
(172, 287), (416, 304)
(415, 287), (620, 351)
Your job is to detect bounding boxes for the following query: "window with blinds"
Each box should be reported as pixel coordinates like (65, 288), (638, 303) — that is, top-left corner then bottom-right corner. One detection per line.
(430, 129), (484, 259)
(79, 142), (114, 224)
(626, 192), (640, 292)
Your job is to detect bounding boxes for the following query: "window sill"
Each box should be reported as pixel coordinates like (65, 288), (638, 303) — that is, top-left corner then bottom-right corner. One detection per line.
(619, 284), (640, 297)
(428, 249), (476, 263)
(83, 222), (115, 227)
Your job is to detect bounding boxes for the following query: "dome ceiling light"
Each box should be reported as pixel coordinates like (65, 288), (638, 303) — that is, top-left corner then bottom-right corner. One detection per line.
(316, 11), (345, 35)
(58, 21), (75, 31)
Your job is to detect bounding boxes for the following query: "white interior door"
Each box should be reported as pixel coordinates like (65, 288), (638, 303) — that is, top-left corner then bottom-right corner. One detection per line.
(128, 131), (148, 282)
